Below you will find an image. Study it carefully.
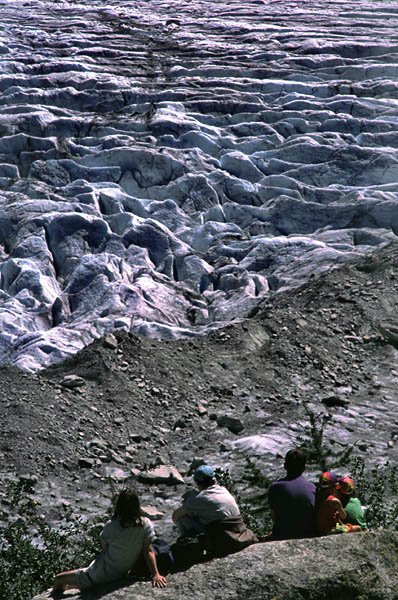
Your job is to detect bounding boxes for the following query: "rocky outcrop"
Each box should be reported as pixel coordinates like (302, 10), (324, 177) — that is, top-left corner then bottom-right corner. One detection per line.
(33, 531), (398, 600)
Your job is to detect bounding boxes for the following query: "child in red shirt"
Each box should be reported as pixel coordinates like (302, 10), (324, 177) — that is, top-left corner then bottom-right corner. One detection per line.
(316, 472), (361, 535)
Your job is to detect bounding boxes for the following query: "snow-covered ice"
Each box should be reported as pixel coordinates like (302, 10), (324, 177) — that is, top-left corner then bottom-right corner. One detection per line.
(0, 0), (398, 370)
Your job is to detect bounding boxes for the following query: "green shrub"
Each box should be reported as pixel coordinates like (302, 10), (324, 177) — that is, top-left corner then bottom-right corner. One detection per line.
(296, 402), (357, 470)
(215, 462), (272, 536)
(349, 457), (398, 530)
(0, 479), (103, 600)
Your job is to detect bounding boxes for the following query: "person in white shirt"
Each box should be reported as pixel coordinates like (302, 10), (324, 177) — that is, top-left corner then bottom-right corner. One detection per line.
(52, 488), (167, 592)
(172, 465), (241, 537)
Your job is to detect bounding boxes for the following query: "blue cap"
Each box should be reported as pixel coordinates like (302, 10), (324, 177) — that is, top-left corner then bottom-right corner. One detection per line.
(193, 465), (215, 482)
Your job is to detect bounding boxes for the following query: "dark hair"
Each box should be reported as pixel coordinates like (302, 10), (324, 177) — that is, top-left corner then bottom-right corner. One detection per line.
(315, 485), (336, 508)
(195, 475), (215, 489)
(113, 488), (143, 528)
(340, 490), (357, 507)
(284, 448), (307, 476)
(315, 473), (340, 508)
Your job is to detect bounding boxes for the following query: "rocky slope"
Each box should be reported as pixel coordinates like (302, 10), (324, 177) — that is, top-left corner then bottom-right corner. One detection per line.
(1, 241), (398, 539)
(33, 531), (398, 600)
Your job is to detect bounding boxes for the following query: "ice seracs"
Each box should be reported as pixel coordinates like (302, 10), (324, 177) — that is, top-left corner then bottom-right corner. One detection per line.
(0, 0), (398, 370)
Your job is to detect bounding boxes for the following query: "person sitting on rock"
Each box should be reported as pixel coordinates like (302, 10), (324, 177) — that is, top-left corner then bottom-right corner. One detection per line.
(172, 465), (257, 556)
(52, 488), (167, 593)
(316, 472), (362, 535)
(267, 448), (316, 540)
(337, 475), (368, 531)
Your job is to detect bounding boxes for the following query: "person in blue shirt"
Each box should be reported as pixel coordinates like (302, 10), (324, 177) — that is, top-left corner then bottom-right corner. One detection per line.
(268, 448), (316, 540)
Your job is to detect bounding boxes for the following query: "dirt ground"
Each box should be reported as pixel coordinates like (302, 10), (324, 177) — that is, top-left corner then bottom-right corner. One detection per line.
(1, 242), (398, 534)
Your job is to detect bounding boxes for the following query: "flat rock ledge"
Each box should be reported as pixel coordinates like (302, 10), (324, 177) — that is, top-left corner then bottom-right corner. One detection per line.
(33, 531), (398, 600)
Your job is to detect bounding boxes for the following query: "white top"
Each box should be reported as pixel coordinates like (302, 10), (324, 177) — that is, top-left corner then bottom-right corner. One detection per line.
(82, 517), (155, 585)
(183, 484), (240, 525)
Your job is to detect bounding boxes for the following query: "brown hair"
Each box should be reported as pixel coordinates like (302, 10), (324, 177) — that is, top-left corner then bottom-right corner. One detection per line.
(284, 448), (307, 477)
(113, 488), (143, 528)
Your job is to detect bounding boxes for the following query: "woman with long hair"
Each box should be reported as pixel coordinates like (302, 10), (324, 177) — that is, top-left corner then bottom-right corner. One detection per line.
(52, 488), (167, 593)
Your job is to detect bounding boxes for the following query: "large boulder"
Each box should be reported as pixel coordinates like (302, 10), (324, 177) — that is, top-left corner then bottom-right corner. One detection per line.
(33, 531), (398, 600)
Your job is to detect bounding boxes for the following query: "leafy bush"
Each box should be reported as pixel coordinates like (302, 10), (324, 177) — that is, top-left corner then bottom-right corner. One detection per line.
(296, 402), (357, 470)
(349, 457), (398, 530)
(0, 478), (104, 600)
(215, 462), (272, 536)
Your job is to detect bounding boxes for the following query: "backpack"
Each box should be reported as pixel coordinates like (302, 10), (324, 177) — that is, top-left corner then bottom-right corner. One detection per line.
(203, 516), (258, 557)
(170, 535), (208, 571)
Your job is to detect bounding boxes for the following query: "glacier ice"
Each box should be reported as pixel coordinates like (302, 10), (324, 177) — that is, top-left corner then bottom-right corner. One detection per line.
(0, 0), (398, 370)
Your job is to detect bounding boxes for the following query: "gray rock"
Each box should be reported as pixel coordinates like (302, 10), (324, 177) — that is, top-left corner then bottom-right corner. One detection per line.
(103, 467), (131, 481)
(379, 322), (398, 346)
(173, 418), (187, 429)
(33, 531), (398, 600)
(321, 394), (349, 408)
(138, 465), (185, 485)
(140, 505), (164, 520)
(18, 473), (38, 486)
(103, 334), (118, 350)
(61, 375), (86, 389)
(77, 457), (94, 469)
(217, 415), (245, 434)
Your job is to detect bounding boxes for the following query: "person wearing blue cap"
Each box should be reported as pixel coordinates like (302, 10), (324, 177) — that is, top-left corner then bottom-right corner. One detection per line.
(172, 464), (257, 556)
(172, 465), (240, 537)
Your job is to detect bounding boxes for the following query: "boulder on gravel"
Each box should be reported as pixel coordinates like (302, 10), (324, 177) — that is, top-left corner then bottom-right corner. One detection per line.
(60, 374), (86, 389)
(141, 505), (164, 520)
(138, 465), (185, 485)
(217, 414), (245, 434)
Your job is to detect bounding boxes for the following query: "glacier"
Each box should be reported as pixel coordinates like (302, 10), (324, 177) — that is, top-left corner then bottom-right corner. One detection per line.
(0, 0), (398, 370)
